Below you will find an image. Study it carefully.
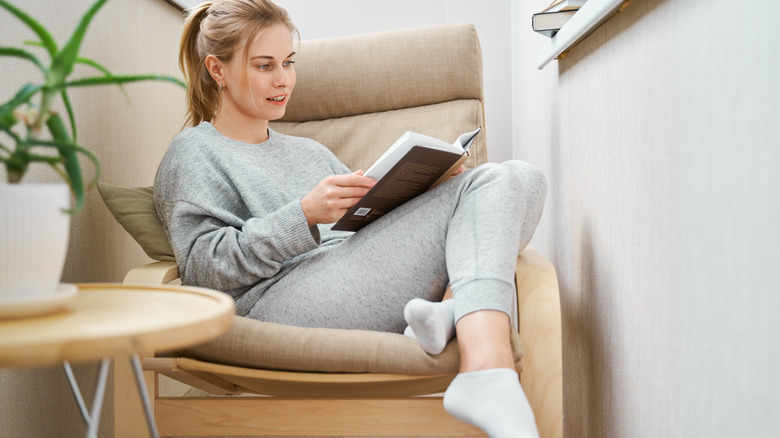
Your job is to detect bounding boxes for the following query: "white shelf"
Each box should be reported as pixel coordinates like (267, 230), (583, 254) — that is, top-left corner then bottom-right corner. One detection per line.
(537, 0), (627, 69)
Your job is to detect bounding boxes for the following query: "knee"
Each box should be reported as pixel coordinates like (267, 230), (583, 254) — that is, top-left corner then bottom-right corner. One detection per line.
(505, 160), (540, 176)
(483, 161), (547, 197)
(503, 159), (546, 184)
(466, 161), (547, 204)
(500, 161), (547, 200)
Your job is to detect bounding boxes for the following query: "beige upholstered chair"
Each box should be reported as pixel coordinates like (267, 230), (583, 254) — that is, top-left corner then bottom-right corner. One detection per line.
(100, 25), (563, 438)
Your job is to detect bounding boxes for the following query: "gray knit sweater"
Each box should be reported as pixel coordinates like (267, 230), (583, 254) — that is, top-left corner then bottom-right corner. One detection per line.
(154, 122), (352, 315)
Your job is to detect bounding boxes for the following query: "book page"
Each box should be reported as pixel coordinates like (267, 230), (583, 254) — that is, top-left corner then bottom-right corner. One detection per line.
(452, 127), (482, 152)
(366, 132), (462, 181)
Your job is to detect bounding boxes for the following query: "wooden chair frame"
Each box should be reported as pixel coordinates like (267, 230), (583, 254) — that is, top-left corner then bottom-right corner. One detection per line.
(107, 24), (563, 438)
(114, 247), (562, 437)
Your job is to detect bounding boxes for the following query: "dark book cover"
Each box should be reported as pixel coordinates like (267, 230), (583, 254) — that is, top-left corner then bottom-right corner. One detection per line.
(332, 146), (465, 232)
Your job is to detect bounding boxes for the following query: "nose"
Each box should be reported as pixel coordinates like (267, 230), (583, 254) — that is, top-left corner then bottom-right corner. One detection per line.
(274, 68), (293, 89)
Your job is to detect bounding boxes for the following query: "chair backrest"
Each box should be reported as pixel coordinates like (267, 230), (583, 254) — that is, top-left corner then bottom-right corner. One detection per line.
(270, 24), (487, 171)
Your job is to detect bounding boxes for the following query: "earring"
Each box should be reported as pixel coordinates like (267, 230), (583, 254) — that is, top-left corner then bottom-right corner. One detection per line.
(219, 83), (223, 91)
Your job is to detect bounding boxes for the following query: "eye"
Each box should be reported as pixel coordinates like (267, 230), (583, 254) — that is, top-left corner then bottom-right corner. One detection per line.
(283, 60), (295, 67)
(257, 64), (271, 71)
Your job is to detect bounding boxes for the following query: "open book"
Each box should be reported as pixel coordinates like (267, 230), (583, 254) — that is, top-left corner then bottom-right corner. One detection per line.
(332, 127), (482, 232)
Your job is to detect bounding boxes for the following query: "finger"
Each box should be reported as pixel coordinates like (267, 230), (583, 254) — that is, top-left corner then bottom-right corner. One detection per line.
(325, 197), (364, 213)
(447, 165), (467, 181)
(334, 174), (376, 188)
(332, 186), (373, 200)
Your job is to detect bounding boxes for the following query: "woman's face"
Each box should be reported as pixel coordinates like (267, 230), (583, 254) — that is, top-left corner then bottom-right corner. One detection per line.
(221, 22), (296, 123)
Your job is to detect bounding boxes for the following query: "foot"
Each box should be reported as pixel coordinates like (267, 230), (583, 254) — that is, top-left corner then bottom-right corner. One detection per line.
(403, 298), (455, 355)
(443, 368), (539, 438)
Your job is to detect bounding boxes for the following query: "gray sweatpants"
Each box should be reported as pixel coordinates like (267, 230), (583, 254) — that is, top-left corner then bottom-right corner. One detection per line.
(247, 160), (547, 333)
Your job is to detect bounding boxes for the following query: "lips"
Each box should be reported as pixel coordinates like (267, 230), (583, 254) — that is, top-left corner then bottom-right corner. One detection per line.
(267, 94), (288, 105)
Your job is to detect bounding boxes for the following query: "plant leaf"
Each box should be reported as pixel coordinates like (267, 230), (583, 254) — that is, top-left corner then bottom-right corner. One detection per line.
(0, 83), (42, 128)
(0, 124), (22, 144)
(60, 89), (78, 140)
(72, 143), (101, 188)
(76, 56), (112, 76)
(23, 137), (100, 187)
(76, 56), (130, 101)
(46, 112), (85, 214)
(24, 153), (63, 165)
(25, 138), (74, 149)
(66, 73), (187, 88)
(39, 119), (101, 212)
(4, 154), (28, 183)
(0, 46), (47, 73)
(50, 0), (109, 84)
(0, 0), (58, 57)
(0, 108), (19, 133)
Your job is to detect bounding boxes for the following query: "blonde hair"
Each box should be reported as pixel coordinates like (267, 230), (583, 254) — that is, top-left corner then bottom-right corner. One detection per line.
(179, 0), (297, 127)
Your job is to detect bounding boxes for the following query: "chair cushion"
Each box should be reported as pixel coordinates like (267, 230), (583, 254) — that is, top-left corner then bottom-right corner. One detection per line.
(174, 315), (525, 375)
(97, 182), (175, 261)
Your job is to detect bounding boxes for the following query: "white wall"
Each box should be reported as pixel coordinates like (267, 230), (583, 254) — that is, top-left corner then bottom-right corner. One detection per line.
(274, 0), (514, 163)
(513, 0), (780, 436)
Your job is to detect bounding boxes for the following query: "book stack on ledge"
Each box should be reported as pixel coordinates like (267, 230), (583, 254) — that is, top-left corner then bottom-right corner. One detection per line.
(532, 0), (588, 37)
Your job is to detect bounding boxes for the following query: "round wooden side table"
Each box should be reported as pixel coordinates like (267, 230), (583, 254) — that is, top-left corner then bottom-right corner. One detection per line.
(0, 283), (235, 438)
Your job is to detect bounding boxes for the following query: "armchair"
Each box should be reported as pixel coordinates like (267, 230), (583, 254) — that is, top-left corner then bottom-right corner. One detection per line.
(100, 24), (563, 438)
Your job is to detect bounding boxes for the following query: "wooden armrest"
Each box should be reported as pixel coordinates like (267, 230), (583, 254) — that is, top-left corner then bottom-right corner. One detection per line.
(515, 247), (564, 438)
(123, 260), (179, 285)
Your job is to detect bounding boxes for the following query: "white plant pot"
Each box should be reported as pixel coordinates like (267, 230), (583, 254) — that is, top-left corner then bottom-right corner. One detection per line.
(0, 183), (70, 302)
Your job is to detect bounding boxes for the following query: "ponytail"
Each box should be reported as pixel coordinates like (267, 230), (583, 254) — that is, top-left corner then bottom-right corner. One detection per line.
(179, 2), (217, 128)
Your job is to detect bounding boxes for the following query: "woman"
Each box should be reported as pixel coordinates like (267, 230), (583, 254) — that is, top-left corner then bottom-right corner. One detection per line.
(154, 1), (546, 437)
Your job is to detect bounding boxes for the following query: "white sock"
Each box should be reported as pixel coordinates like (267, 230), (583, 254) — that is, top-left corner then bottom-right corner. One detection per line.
(443, 368), (539, 438)
(403, 298), (455, 355)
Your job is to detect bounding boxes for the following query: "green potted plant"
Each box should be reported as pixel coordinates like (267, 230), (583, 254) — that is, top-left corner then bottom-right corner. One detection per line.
(0, 0), (184, 311)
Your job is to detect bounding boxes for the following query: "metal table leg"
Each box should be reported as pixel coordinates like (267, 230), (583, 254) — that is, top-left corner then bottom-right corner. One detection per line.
(63, 358), (109, 438)
(131, 354), (160, 438)
(63, 355), (159, 438)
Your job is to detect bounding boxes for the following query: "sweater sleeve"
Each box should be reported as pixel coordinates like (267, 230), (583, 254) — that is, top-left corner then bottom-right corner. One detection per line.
(161, 196), (320, 294)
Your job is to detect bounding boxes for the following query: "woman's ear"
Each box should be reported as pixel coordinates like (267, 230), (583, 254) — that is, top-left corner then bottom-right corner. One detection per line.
(205, 54), (225, 86)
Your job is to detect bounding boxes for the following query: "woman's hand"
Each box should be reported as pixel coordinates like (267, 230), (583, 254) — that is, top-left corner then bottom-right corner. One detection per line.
(448, 165), (467, 180)
(300, 170), (376, 227)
